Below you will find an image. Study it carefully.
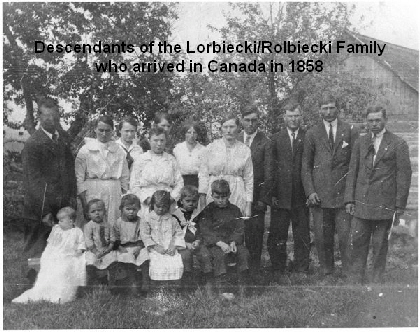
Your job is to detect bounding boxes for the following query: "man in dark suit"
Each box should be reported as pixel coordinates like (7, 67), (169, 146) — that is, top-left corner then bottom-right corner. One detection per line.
(269, 102), (310, 281)
(22, 97), (77, 261)
(302, 95), (359, 280)
(238, 106), (273, 280)
(345, 106), (411, 283)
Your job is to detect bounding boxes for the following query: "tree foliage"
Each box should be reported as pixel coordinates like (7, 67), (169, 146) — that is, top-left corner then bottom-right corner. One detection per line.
(3, 2), (178, 138)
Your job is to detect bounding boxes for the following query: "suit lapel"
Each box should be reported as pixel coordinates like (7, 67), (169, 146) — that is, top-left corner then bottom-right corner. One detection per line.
(281, 130), (293, 159)
(332, 120), (344, 155)
(250, 131), (262, 152)
(37, 129), (58, 155)
(294, 129), (304, 155)
(374, 131), (391, 166)
(317, 123), (332, 152)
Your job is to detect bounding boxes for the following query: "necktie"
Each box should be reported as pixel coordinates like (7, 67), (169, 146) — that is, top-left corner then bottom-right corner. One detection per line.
(245, 135), (251, 147)
(52, 132), (58, 143)
(372, 134), (377, 165)
(367, 135), (376, 168)
(291, 131), (296, 153)
(328, 123), (334, 149)
(122, 146), (134, 169)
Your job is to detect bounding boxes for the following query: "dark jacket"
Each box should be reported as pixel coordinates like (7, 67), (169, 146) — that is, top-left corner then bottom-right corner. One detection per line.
(197, 202), (244, 246)
(22, 129), (77, 220)
(272, 128), (307, 209)
(344, 130), (411, 220)
(302, 120), (359, 208)
(237, 130), (273, 205)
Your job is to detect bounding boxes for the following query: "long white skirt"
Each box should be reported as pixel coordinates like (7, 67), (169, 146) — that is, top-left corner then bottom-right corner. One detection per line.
(13, 252), (86, 304)
(149, 251), (184, 281)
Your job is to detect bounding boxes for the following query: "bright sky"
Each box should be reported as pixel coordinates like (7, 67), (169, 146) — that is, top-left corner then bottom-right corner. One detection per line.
(173, 1), (419, 50)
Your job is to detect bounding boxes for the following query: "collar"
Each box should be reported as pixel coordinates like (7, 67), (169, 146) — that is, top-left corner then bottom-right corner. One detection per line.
(150, 210), (171, 221)
(287, 128), (299, 137)
(41, 126), (59, 140)
(116, 138), (140, 151)
(371, 128), (386, 139)
(84, 137), (120, 153)
(323, 118), (338, 129)
(244, 131), (258, 140)
(142, 150), (171, 161)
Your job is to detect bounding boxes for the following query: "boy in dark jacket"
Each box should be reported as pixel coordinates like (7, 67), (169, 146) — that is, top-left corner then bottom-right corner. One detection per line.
(197, 179), (250, 290)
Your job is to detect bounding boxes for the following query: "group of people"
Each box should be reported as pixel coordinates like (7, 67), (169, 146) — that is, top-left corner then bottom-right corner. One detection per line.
(15, 94), (412, 303)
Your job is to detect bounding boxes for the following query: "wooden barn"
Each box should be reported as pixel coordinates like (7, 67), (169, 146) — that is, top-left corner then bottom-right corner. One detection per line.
(340, 31), (419, 121)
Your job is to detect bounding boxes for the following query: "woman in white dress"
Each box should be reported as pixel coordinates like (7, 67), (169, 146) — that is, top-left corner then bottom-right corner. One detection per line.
(130, 127), (184, 217)
(199, 114), (253, 216)
(173, 121), (205, 188)
(13, 207), (85, 304)
(75, 115), (129, 225)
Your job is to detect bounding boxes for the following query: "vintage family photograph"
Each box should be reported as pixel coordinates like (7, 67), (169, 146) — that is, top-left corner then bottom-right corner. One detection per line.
(3, 1), (418, 329)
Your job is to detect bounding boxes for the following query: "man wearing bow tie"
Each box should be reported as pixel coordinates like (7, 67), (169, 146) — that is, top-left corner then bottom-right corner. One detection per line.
(345, 106), (411, 284)
(22, 98), (77, 265)
(302, 95), (359, 281)
(269, 102), (310, 282)
(237, 106), (273, 282)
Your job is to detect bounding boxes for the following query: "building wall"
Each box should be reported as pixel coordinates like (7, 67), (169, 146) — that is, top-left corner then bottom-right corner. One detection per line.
(343, 55), (418, 120)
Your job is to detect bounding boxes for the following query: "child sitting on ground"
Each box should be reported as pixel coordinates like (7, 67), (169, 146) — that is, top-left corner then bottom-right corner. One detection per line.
(83, 199), (116, 287)
(197, 179), (250, 292)
(13, 207), (86, 304)
(110, 194), (149, 295)
(172, 186), (201, 287)
(140, 190), (185, 283)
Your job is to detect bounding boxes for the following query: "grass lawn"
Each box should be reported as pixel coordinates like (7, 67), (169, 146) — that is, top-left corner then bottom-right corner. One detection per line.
(3, 225), (418, 329)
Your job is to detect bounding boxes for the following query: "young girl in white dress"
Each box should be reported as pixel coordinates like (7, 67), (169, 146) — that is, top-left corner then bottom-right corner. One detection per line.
(13, 207), (86, 304)
(140, 190), (185, 281)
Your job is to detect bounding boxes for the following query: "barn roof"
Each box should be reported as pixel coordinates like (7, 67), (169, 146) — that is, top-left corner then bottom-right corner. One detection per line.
(345, 30), (419, 92)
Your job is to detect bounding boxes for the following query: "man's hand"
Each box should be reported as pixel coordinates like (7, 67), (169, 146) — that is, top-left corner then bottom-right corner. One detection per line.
(229, 242), (237, 253)
(42, 213), (54, 227)
(192, 240), (200, 250)
(345, 203), (355, 216)
(186, 243), (194, 250)
(216, 241), (230, 253)
(395, 207), (405, 218)
(256, 201), (267, 211)
(307, 193), (321, 206)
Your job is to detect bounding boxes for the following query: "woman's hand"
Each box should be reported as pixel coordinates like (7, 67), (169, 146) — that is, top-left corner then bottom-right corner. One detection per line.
(244, 202), (252, 218)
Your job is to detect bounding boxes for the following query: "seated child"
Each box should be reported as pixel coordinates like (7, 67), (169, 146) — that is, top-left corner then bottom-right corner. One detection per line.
(197, 179), (250, 289)
(110, 194), (149, 294)
(13, 207), (86, 304)
(83, 199), (116, 287)
(172, 186), (201, 285)
(140, 190), (186, 281)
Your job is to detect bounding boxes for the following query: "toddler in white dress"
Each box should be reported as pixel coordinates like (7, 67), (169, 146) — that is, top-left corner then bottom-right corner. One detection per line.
(13, 207), (86, 304)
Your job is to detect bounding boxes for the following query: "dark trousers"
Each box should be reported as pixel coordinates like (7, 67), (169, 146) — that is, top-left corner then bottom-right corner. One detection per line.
(179, 248), (194, 272)
(244, 205), (265, 272)
(312, 207), (351, 275)
(199, 245), (250, 276)
(350, 217), (391, 280)
(268, 207), (310, 272)
(23, 219), (52, 258)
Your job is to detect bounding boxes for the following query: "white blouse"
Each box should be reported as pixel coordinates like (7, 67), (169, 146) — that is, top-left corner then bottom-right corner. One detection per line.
(173, 141), (205, 175)
(75, 138), (130, 194)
